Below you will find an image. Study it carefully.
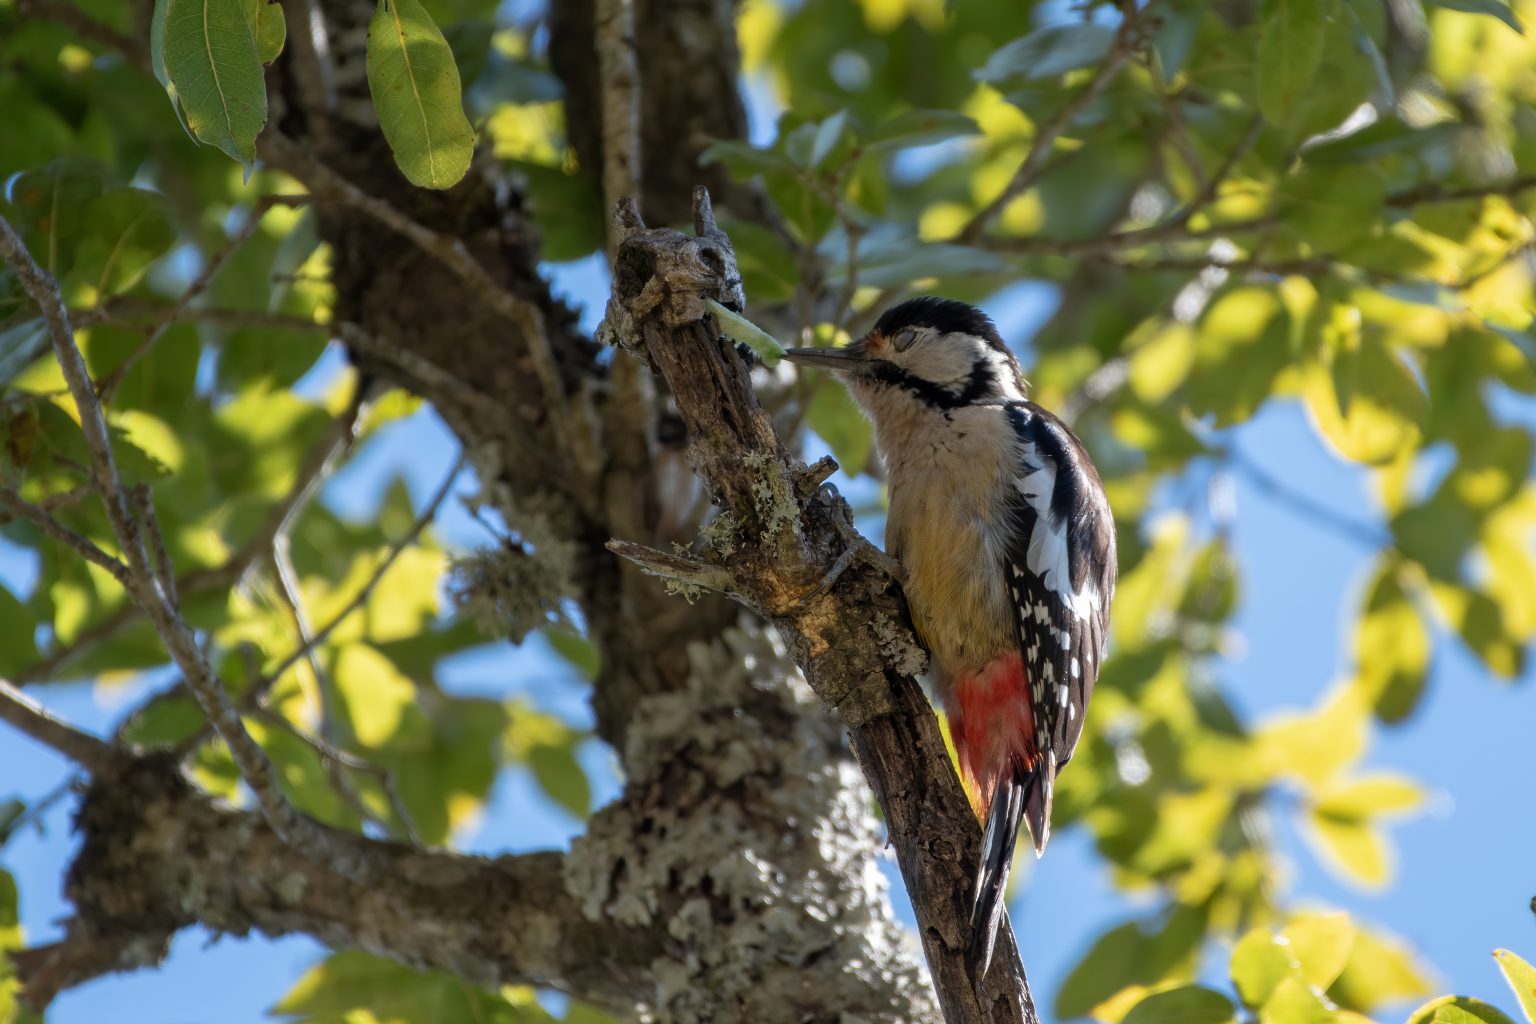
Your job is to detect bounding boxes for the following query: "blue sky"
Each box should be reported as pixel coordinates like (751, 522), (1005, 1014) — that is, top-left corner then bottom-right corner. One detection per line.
(4, 264), (1534, 1022)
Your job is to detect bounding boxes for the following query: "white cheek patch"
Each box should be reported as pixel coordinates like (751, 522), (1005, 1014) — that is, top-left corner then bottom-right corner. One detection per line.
(985, 348), (1026, 401)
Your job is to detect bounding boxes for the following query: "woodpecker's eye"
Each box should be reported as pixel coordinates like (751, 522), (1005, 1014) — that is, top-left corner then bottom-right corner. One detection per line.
(892, 328), (920, 352)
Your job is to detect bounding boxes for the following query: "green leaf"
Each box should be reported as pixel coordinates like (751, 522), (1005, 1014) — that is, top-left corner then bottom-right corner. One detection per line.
(1255, 0), (1325, 130)
(1123, 987), (1236, 1024)
(1304, 334), (1426, 465)
(546, 625), (600, 680)
(1429, 582), (1525, 679)
(0, 585), (38, 677)
(854, 239), (1008, 288)
(272, 951), (528, 1023)
(31, 401), (171, 485)
(1351, 559), (1431, 722)
(1261, 974), (1339, 1024)
(529, 740), (591, 819)
(70, 188), (176, 298)
(1281, 912), (1355, 990)
(1055, 907), (1208, 1020)
(707, 298), (785, 367)
(1315, 773), (1423, 819)
(1329, 926), (1434, 1012)
(699, 139), (793, 178)
(1305, 121), (1463, 167)
(1408, 997), (1522, 1024)
(154, 0), (269, 171)
(243, 0), (286, 64)
(6, 159), (110, 278)
(805, 375), (873, 476)
(977, 23), (1117, 82)
(1494, 950), (1536, 1024)
(1347, 4), (1395, 108)
(1307, 811), (1390, 887)
(1232, 929), (1302, 1008)
(335, 643), (432, 750)
(1430, 0), (1523, 33)
(1187, 287), (1293, 427)
(0, 318), (50, 389)
(809, 109), (849, 169)
(863, 110), (980, 151)
(366, 0), (476, 189)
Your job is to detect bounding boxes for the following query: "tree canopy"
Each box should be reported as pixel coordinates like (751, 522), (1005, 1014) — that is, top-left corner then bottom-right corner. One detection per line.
(0, 0), (1534, 1021)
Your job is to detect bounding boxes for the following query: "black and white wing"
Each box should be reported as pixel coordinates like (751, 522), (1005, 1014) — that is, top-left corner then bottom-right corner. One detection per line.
(1001, 402), (1117, 795)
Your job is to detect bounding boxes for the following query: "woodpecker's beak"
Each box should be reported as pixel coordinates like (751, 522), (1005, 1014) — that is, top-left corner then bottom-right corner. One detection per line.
(781, 346), (865, 371)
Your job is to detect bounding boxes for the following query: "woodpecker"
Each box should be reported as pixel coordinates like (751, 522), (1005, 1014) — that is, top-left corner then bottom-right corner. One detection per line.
(782, 297), (1116, 973)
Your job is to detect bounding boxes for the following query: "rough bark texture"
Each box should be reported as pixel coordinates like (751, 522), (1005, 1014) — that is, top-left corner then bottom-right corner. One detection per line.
(550, 0), (767, 227)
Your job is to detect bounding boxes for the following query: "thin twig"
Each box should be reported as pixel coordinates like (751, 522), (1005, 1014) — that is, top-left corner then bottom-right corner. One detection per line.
(0, 678), (116, 771)
(256, 453), (464, 697)
(13, 390), (369, 685)
(0, 217), (154, 587)
(1220, 444), (1391, 549)
(956, 7), (1145, 244)
(595, 0), (640, 257)
(260, 133), (577, 463)
(252, 707), (422, 845)
(0, 487), (134, 587)
(15, 0), (149, 70)
(96, 195), (287, 401)
(129, 484), (178, 611)
(0, 211), (368, 877)
(1165, 113), (1264, 231)
(74, 304), (326, 333)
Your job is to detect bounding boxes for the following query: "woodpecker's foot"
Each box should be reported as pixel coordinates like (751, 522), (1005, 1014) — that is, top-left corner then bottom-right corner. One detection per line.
(795, 484), (906, 609)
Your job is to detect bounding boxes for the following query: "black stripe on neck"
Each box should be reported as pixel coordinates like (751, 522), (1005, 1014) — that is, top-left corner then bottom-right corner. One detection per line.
(870, 360), (997, 409)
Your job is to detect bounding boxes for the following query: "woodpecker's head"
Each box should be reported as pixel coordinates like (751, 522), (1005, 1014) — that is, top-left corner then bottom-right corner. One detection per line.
(782, 297), (1025, 410)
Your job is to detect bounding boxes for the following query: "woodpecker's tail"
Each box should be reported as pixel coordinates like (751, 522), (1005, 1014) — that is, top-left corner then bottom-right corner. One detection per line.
(969, 756), (1055, 976)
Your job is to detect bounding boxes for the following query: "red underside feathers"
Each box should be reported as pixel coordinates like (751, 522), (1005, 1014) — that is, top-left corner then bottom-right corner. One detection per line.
(945, 651), (1037, 820)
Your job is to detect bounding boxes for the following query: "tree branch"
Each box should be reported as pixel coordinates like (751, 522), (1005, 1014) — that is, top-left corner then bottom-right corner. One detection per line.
(11, 756), (662, 1013)
(0, 677), (117, 772)
(603, 189), (1036, 1024)
(595, 0), (640, 256)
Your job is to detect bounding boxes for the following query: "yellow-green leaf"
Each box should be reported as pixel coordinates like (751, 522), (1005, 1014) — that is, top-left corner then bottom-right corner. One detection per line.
(366, 0), (476, 189)
(244, 0), (286, 64)
(1259, 688), (1368, 788)
(1256, 0), (1325, 130)
(1304, 336), (1427, 465)
(1408, 996), (1521, 1024)
(1232, 929), (1301, 1008)
(806, 375), (872, 476)
(70, 188), (176, 298)
(154, 0), (268, 170)
(1352, 560), (1431, 722)
(1122, 986), (1236, 1024)
(707, 298), (785, 367)
(1330, 926), (1434, 1012)
(335, 643), (430, 750)
(1281, 912), (1355, 990)
(1261, 974), (1338, 1024)
(1314, 774), (1423, 820)
(1307, 812), (1390, 888)
(1494, 949), (1536, 1024)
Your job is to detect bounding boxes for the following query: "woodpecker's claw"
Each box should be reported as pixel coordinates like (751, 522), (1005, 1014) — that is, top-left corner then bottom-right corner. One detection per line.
(795, 484), (906, 607)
